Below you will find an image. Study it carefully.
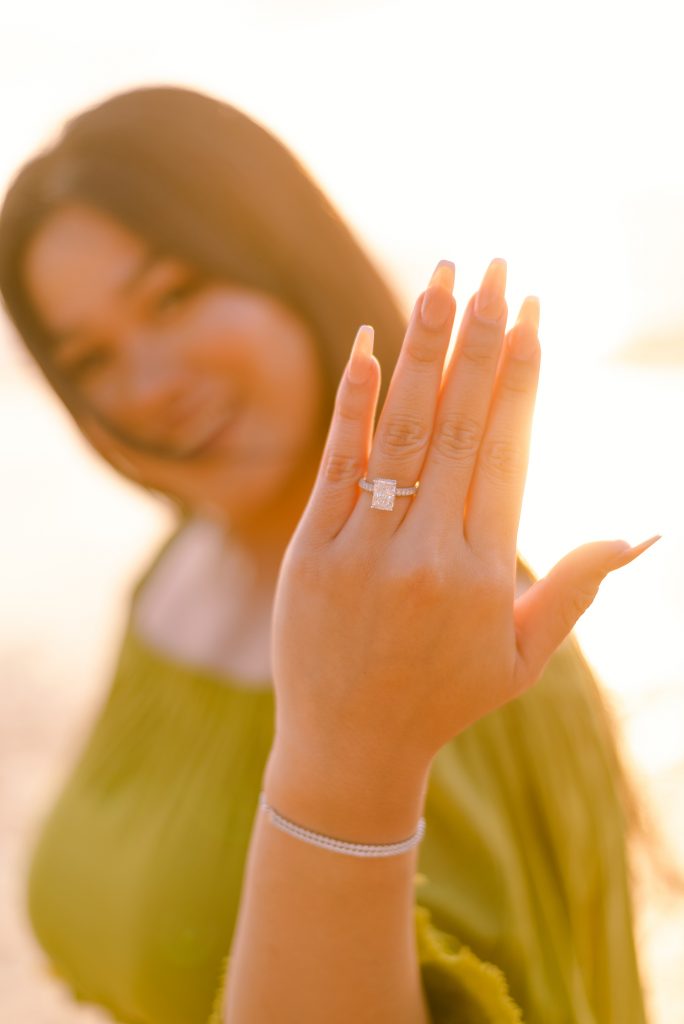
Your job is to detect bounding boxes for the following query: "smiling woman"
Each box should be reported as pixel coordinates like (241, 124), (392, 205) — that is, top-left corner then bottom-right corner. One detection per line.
(21, 200), (326, 509)
(0, 84), (659, 1024)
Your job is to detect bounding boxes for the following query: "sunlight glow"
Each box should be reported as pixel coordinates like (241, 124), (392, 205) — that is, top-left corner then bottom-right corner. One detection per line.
(2, 0), (682, 776)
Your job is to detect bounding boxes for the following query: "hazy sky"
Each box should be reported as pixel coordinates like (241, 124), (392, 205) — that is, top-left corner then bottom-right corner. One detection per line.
(1, 0), (682, 774)
(3, 0), (684, 373)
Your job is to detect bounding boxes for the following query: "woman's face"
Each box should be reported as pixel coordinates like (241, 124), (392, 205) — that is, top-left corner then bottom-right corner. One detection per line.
(22, 202), (327, 525)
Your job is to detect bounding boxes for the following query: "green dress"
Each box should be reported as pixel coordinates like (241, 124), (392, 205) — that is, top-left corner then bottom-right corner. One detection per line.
(26, 524), (649, 1024)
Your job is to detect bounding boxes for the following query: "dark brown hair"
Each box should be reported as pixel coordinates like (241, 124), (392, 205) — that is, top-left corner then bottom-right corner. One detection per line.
(0, 84), (410, 433)
(0, 84), (679, 906)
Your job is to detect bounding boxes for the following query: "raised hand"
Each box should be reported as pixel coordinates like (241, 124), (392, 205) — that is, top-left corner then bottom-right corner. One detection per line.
(265, 258), (660, 809)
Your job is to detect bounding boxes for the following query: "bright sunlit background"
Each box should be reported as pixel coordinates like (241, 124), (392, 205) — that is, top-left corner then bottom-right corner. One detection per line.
(1, 1), (683, 1021)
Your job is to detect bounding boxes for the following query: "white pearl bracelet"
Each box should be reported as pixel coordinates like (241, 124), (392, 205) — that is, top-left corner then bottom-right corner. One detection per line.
(258, 791), (426, 858)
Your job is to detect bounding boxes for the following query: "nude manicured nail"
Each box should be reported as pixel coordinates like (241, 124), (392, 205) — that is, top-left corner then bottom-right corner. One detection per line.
(613, 533), (662, 566)
(347, 324), (374, 383)
(510, 297), (540, 360)
(474, 258), (507, 323)
(420, 260), (455, 330)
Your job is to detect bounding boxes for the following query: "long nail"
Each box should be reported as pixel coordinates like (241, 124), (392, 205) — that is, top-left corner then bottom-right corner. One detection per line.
(510, 297), (541, 360)
(421, 260), (455, 330)
(613, 533), (662, 567)
(347, 324), (375, 384)
(474, 258), (507, 323)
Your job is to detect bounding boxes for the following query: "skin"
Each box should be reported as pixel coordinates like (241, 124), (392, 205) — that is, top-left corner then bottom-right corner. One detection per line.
(23, 213), (659, 1021)
(22, 201), (328, 601)
(223, 262), (657, 1023)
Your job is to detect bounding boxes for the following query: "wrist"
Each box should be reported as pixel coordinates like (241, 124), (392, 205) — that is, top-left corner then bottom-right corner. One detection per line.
(262, 737), (430, 846)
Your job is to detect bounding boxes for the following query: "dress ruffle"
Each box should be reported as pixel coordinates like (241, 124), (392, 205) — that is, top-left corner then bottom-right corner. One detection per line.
(206, 875), (524, 1024)
(25, 527), (648, 1023)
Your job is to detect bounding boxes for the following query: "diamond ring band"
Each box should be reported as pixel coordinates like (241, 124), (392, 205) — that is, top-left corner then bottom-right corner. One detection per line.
(358, 476), (420, 512)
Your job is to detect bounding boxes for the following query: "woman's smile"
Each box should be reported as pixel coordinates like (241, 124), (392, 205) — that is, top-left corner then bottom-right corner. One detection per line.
(181, 400), (245, 458)
(21, 201), (327, 515)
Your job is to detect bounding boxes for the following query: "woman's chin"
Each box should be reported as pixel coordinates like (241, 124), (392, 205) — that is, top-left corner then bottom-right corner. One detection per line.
(177, 404), (245, 460)
(184, 461), (294, 523)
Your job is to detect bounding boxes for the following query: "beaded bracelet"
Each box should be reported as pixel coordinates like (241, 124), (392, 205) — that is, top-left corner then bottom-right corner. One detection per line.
(258, 791), (426, 858)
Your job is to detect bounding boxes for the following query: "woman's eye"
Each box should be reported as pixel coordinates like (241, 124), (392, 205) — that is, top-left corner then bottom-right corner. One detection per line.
(70, 349), (112, 379)
(154, 280), (198, 314)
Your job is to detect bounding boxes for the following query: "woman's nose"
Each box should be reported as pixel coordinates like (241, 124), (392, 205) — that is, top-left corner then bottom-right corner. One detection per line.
(119, 332), (191, 418)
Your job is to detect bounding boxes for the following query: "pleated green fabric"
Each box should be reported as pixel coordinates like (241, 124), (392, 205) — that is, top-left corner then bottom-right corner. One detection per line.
(26, 526), (648, 1024)
(206, 894), (525, 1024)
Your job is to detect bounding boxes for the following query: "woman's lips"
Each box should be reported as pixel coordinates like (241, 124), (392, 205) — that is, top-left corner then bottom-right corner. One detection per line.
(183, 404), (244, 457)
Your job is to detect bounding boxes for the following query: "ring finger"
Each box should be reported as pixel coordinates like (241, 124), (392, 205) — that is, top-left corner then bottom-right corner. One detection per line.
(350, 258), (457, 532)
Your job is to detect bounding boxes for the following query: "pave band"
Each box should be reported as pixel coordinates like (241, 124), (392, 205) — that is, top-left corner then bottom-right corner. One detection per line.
(358, 476), (420, 511)
(259, 792), (426, 857)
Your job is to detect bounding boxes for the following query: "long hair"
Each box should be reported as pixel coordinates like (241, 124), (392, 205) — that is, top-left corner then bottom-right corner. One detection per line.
(0, 84), (678, 898)
(0, 84), (407, 431)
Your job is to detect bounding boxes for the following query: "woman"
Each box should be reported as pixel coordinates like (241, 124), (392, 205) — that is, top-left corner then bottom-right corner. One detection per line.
(0, 85), (657, 1023)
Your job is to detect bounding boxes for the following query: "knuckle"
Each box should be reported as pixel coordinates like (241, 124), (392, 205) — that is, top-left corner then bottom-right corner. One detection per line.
(320, 539), (383, 594)
(378, 412), (429, 457)
(564, 581), (599, 627)
(500, 365), (532, 397)
(389, 548), (454, 589)
(405, 332), (446, 366)
(287, 547), (324, 586)
(480, 558), (511, 594)
(390, 556), (447, 597)
(432, 415), (482, 464)
(459, 336), (499, 369)
(468, 562), (510, 607)
(479, 436), (524, 483)
(323, 548), (366, 589)
(322, 450), (365, 485)
(334, 388), (364, 423)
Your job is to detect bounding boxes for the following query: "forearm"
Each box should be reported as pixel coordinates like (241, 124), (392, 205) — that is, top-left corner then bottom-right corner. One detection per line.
(223, 740), (432, 1024)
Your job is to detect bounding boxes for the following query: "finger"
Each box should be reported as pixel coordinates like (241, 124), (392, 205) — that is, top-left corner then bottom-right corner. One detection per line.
(408, 259), (508, 539)
(462, 296), (541, 561)
(512, 534), (662, 690)
(297, 325), (381, 544)
(350, 260), (456, 531)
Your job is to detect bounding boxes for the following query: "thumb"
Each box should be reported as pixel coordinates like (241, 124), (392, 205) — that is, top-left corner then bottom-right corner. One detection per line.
(513, 534), (662, 688)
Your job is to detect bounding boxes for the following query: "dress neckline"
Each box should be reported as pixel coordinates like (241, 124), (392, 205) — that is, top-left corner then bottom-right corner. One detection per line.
(125, 517), (275, 697)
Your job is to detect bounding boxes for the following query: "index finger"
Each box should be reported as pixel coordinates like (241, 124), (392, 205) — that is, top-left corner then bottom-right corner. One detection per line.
(296, 324), (381, 544)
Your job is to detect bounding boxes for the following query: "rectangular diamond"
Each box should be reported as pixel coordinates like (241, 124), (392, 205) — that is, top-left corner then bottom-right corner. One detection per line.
(371, 478), (397, 511)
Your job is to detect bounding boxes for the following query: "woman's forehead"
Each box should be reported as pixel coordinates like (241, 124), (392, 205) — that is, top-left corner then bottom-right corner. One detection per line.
(22, 203), (148, 339)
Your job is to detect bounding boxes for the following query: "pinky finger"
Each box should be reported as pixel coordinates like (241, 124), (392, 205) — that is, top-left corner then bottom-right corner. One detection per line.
(298, 325), (380, 544)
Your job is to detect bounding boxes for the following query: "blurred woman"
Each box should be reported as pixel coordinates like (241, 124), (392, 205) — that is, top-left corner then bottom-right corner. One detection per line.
(0, 85), (654, 1022)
